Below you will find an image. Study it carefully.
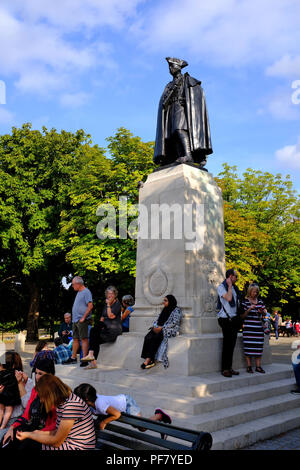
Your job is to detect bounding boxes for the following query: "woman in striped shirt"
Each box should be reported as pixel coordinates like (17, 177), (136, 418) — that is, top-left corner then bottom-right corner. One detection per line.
(241, 284), (267, 374)
(15, 375), (96, 450)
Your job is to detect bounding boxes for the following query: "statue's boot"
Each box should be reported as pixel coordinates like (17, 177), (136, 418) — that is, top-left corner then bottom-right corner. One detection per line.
(175, 130), (193, 164)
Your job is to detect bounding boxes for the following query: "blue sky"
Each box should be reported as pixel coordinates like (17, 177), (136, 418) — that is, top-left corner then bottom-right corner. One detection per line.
(0, 0), (299, 191)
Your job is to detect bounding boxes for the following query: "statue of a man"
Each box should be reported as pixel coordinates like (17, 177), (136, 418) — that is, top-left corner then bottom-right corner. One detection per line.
(154, 57), (213, 168)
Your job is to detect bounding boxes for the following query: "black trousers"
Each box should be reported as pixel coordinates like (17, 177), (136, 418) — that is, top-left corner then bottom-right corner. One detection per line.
(218, 317), (240, 372)
(89, 324), (121, 360)
(141, 329), (164, 362)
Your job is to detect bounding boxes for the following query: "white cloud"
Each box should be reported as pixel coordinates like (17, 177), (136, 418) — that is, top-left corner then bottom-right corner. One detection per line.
(0, 1), (141, 99)
(60, 92), (91, 108)
(275, 138), (300, 170)
(0, 107), (14, 124)
(4, 0), (142, 31)
(132, 0), (300, 68)
(266, 55), (300, 78)
(267, 90), (300, 120)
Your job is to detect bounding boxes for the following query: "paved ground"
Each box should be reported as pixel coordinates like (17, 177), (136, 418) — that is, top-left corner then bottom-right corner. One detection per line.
(243, 334), (300, 450)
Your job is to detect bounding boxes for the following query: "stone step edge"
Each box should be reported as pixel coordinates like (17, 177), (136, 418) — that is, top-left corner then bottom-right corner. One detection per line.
(122, 390), (300, 423)
(211, 407), (300, 450)
(54, 362), (292, 390)
(61, 373), (295, 406)
(178, 392), (300, 431)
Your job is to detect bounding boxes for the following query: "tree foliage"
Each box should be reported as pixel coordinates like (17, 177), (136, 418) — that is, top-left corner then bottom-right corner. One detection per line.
(215, 164), (300, 312)
(0, 125), (299, 338)
(0, 125), (154, 338)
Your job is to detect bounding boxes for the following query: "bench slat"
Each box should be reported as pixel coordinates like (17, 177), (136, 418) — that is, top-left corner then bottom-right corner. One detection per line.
(105, 424), (191, 451)
(97, 430), (160, 451)
(119, 414), (198, 442)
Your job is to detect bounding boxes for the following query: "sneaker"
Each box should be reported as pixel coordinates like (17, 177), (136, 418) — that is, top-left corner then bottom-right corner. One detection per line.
(81, 354), (95, 362)
(155, 409), (172, 424)
(65, 357), (77, 364)
(230, 369), (240, 376)
(291, 389), (300, 394)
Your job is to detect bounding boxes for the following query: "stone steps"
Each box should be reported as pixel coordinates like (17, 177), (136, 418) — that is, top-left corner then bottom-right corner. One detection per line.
(183, 391), (300, 432)
(28, 359), (300, 450)
(55, 362), (292, 397)
(211, 407), (300, 450)
(56, 364), (294, 415)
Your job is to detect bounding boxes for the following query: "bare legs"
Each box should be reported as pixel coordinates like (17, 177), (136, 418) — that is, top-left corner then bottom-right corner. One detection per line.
(246, 356), (265, 372)
(0, 404), (13, 429)
(71, 338), (89, 360)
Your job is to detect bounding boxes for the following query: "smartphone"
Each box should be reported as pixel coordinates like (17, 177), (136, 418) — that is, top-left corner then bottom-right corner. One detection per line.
(2, 437), (11, 448)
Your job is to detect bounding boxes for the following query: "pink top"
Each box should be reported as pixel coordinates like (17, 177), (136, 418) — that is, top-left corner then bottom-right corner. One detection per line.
(42, 393), (96, 450)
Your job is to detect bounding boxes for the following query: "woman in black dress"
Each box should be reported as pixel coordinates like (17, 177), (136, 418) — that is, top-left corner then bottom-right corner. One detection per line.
(81, 286), (122, 369)
(140, 294), (182, 369)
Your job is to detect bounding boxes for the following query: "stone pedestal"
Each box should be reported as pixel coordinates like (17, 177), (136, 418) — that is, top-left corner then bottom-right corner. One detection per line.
(133, 164), (226, 335)
(96, 332), (272, 376)
(98, 163), (272, 374)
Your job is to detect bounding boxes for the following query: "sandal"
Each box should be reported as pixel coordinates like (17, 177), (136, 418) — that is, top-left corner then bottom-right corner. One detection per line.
(81, 354), (95, 362)
(255, 367), (265, 374)
(145, 361), (156, 369)
(84, 363), (98, 370)
(247, 366), (253, 373)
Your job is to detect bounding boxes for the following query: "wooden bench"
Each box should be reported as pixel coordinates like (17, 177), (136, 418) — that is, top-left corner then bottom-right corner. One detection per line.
(95, 412), (213, 451)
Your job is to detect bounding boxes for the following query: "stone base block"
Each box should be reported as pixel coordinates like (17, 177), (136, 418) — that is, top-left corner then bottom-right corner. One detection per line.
(130, 314), (220, 335)
(97, 332), (272, 376)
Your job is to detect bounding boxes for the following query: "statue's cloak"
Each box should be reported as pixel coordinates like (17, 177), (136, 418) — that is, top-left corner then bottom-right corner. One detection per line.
(154, 73), (213, 165)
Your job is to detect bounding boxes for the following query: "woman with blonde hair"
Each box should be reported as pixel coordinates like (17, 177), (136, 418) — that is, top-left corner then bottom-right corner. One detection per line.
(241, 283), (267, 374)
(15, 374), (96, 450)
(81, 286), (122, 369)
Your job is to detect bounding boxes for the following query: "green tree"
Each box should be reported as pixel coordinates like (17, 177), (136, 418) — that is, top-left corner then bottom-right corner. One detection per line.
(58, 127), (155, 308)
(216, 164), (300, 312)
(0, 123), (101, 340)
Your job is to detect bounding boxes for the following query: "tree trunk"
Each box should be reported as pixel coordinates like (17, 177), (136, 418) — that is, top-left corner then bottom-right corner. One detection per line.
(26, 279), (40, 342)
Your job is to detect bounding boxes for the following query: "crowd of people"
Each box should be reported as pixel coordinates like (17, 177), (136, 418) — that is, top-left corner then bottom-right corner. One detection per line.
(217, 268), (298, 378)
(59, 277), (183, 372)
(0, 351), (172, 450)
(0, 271), (298, 450)
(0, 276), (182, 450)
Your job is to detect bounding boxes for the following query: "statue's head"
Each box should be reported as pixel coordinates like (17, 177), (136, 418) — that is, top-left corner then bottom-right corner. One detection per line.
(166, 57), (188, 76)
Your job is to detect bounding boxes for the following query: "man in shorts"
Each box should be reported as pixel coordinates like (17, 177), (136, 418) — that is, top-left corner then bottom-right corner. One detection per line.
(67, 276), (93, 364)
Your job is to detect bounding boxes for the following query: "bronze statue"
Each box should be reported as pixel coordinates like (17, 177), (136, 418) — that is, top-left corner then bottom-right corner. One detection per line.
(154, 57), (213, 168)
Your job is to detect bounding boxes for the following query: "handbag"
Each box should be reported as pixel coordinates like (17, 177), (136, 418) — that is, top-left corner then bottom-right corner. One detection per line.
(262, 318), (270, 335)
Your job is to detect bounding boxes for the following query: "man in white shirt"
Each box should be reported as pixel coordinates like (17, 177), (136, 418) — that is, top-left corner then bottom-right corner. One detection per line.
(217, 268), (241, 378)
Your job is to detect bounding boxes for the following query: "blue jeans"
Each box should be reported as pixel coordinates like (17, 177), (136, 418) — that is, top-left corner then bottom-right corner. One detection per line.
(293, 363), (300, 388)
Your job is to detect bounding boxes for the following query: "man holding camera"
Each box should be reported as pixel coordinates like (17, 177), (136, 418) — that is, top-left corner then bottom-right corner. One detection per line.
(217, 268), (241, 378)
(58, 312), (73, 344)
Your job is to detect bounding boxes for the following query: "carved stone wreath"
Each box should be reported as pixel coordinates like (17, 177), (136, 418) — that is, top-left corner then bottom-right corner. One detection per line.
(143, 266), (173, 305)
